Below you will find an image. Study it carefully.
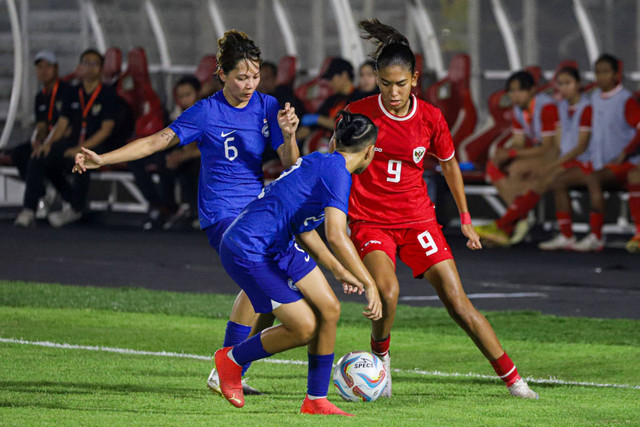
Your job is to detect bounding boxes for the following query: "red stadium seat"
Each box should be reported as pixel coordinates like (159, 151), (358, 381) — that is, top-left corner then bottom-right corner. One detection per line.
(458, 88), (513, 180)
(102, 47), (122, 85)
(276, 55), (297, 88)
(194, 55), (217, 85)
(294, 57), (335, 113)
(62, 63), (81, 85)
(117, 47), (164, 139)
(424, 54), (477, 148)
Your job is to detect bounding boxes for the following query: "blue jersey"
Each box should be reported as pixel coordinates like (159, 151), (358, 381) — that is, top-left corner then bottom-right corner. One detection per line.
(223, 151), (352, 261)
(169, 91), (284, 228)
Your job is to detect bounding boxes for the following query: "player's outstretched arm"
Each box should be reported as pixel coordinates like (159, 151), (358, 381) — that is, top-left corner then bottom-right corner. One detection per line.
(277, 102), (301, 168)
(73, 127), (181, 174)
(439, 156), (482, 250)
(324, 207), (382, 320)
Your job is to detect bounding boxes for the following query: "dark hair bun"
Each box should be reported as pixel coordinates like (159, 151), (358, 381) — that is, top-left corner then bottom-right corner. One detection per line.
(334, 110), (377, 150)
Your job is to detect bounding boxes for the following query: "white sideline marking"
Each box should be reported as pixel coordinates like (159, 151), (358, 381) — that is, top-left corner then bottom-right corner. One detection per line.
(399, 292), (547, 301)
(1, 337), (638, 390)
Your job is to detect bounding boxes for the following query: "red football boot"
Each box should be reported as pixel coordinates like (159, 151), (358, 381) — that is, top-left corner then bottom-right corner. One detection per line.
(300, 396), (354, 416)
(214, 347), (244, 408)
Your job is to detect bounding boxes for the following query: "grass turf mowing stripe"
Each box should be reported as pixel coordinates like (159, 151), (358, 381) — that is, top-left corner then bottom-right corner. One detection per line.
(3, 336), (638, 390)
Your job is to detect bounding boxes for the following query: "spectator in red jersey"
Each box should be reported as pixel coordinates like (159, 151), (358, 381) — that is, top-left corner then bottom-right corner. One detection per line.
(475, 67), (593, 249)
(536, 66), (594, 250)
(577, 54), (640, 252)
(345, 19), (538, 399)
(477, 70), (559, 246)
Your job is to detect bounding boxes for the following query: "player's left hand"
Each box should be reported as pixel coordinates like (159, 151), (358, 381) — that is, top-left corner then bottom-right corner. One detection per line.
(363, 285), (382, 321)
(277, 102), (299, 139)
(462, 223), (482, 250)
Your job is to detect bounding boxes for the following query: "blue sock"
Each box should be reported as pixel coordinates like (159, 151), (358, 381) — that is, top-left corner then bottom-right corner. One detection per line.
(232, 333), (272, 366)
(307, 353), (334, 397)
(223, 321), (251, 347)
(223, 321), (252, 375)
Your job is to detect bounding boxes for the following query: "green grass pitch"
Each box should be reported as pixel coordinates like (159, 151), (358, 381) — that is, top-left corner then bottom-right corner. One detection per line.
(1, 281), (639, 425)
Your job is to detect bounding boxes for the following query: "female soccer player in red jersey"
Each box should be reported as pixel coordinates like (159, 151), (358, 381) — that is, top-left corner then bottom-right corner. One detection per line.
(345, 19), (538, 399)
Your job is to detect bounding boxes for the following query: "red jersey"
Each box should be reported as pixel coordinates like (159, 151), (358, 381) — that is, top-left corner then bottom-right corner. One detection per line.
(347, 94), (455, 227)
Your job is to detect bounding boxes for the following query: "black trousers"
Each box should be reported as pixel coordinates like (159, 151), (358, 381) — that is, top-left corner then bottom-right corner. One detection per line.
(22, 139), (89, 212)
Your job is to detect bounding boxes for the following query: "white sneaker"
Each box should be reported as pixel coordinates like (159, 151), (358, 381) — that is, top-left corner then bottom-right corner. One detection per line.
(377, 353), (392, 398)
(36, 184), (58, 220)
(48, 203), (82, 228)
(206, 367), (262, 396)
(508, 378), (539, 399)
(14, 208), (35, 228)
(538, 234), (576, 251)
(573, 233), (604, 252)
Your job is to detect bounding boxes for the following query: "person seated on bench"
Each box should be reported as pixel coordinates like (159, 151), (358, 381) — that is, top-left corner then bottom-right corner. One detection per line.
(15, 49), (118, 228)
(579, 54), (640, 252)
(475, 71), (559, 246)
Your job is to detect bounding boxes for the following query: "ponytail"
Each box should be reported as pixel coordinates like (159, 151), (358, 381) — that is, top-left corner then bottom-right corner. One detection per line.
(358, 19), (415, 73)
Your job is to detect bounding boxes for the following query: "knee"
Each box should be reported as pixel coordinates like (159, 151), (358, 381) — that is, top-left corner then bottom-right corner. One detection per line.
(293, 315), (317, 345)
(319, 300), (341, 326)
(446, 296), (478, 325)
(378, 282), (399, 308)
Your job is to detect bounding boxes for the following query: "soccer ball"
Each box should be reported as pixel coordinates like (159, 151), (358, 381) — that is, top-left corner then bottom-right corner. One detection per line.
(333, 351), (388, 402)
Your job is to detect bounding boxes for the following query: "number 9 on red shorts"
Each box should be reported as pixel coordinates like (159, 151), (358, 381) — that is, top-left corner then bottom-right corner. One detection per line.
(349, 221), (454, 278)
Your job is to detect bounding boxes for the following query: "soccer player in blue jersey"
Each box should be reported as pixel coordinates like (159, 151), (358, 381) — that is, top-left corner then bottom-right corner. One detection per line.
(214, 111), (382, 416)
(73, 30), (300, 394)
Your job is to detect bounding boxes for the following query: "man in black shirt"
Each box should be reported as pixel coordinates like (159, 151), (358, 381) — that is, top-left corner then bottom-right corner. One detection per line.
(15, 49), (118, 228)
(13, 50), (73, 227)
(296, 58), (366, 152)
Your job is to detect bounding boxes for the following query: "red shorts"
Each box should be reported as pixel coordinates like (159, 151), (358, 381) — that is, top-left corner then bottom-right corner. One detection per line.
(562, 159), (593, 175)
(605, 162), (636, 185)
(349, 221), (454, 278)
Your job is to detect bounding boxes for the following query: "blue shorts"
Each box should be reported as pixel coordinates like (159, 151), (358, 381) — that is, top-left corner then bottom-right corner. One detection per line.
(219, 240), (317, 313)
(204, 217), (236, 254)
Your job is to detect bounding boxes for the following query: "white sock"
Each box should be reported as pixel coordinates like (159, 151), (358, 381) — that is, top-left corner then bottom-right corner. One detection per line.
(227, 349), (240, 366)
(306, 394), (326, 400)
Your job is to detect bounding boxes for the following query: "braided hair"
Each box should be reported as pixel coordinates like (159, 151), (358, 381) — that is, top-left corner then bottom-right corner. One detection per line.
(334, 111), (377, 152)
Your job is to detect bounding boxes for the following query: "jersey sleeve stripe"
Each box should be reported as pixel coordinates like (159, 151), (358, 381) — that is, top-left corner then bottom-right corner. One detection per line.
(429, 151), (456, 162)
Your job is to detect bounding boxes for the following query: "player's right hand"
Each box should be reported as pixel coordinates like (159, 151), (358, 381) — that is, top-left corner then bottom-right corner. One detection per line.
(73, 147), (102, 174)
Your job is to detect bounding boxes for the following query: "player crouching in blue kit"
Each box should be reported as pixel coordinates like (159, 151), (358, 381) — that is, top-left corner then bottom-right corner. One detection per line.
(214, 111), (382, 416)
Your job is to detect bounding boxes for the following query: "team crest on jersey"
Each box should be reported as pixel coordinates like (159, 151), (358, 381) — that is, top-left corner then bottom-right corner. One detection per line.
(262, 118), (269, 137)
(56, 100), (63, 111)
(413, 146), (426, 164)
(92, 104), (102, 116)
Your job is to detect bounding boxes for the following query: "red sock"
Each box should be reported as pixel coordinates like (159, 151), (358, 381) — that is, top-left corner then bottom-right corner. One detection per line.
(370, 334), (390, 357)
(556, 211), (573, 238)
(496, 190), (540, 233)
(590, 212), (604, 239)
(490, 352), (521, 387)
(628, 184), (640, 235)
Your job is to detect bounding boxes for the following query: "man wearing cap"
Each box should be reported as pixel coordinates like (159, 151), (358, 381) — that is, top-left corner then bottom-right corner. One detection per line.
(13, 50), (73, 227)
(297, 57), (366, 150)
(15, 48), (118, 228)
